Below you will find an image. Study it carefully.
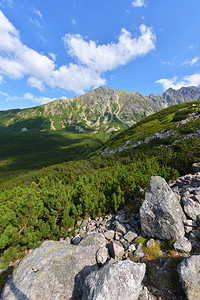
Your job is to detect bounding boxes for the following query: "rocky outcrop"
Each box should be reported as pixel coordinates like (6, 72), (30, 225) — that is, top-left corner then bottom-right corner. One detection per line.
(177, 254), (200, 300)
(1, 233), (106, 300)
(82, 260), (146, 300)
(140, 176), (185, 240)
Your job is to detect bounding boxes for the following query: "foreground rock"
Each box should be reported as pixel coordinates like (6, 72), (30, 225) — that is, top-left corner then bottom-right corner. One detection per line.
(173, 237), (192, 253)
(181, 196), (200, 221)
(83, 260), (146, 300)
(177, 254), (200, 300)
(1, 233), (106, 300)
(140, 176), (185, 240)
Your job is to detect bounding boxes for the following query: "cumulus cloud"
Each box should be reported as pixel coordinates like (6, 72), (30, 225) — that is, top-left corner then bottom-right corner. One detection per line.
(182, 57), (200, 66)
(132, 0), (146, 8)
(0, 10), (155, 95)
(64, 25), (156, 73)
(156, 73), (200, 90)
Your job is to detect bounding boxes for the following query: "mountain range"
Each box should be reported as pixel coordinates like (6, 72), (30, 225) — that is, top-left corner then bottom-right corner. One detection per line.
(1, 86), (200, 134)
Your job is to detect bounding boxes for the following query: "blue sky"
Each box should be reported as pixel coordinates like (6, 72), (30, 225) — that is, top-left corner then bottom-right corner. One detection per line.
(0, 0), (200, 110)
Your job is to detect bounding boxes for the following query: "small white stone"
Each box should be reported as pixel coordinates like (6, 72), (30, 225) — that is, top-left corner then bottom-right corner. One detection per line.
(128, 244), (136, 252)
(96, 246), (108, 265)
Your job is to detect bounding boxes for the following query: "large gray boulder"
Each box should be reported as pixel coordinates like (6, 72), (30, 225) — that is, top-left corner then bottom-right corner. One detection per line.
(1, 232), (106, 300)
(177, 254), (200, 300)
(140, 176), (185, 240)
(82, 260), (146, 300)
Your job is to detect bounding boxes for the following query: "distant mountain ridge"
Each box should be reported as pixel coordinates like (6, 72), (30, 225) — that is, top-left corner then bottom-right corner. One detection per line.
(1, 86), (200, 133)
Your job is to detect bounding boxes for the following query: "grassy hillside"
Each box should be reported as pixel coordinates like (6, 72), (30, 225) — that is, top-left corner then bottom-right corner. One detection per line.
(97, 100), (200, 154)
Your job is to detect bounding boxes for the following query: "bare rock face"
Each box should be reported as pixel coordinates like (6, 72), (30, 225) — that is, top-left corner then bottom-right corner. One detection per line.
(1, 233), (106, 300)
(177, 254), (200, 300)
(82, 260), (146, 300)
(140, 176), (185, 240)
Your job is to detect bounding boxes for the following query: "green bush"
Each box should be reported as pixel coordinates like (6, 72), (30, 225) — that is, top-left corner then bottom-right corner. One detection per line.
(0, 158), (179, 267)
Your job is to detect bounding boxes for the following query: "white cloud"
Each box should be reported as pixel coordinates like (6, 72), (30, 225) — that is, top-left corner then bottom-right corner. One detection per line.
(182, 57), (200, 66)
(156, 73), (200, 90)
(132, 0), (146, 8)
(0, 10), (156, 95)
(0, 10), (106, 93)
(27, 77), (44, 91)
(184, 73), (200, 86)
(0, 90), (56, 105)
(0, 57), (25, 79)
(49, 52), (56, 61)
(23, 92), (54, 104)
(64, 25), (156, 73)
(33, 8), (43, 20)
(52, 63), (105, 94)
(72, 18), (77, 25)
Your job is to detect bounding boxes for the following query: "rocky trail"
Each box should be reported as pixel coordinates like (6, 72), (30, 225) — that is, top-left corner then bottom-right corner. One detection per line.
(1, 163), (200, 300)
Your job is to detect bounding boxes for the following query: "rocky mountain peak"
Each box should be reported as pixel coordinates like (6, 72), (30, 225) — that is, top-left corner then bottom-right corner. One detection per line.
(1, 86), (200, 133)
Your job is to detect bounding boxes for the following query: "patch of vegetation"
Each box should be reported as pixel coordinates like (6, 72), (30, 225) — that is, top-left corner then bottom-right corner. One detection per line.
(143, 240), (163, 261)
(0, 158), (178, 267)
(134, 236), (147, 246)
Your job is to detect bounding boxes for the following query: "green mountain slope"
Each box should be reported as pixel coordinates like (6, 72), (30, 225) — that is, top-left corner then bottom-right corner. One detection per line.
(0, 86), (200, 183)
(97, 100), (200, 155)
(2, 99), (199, 190)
